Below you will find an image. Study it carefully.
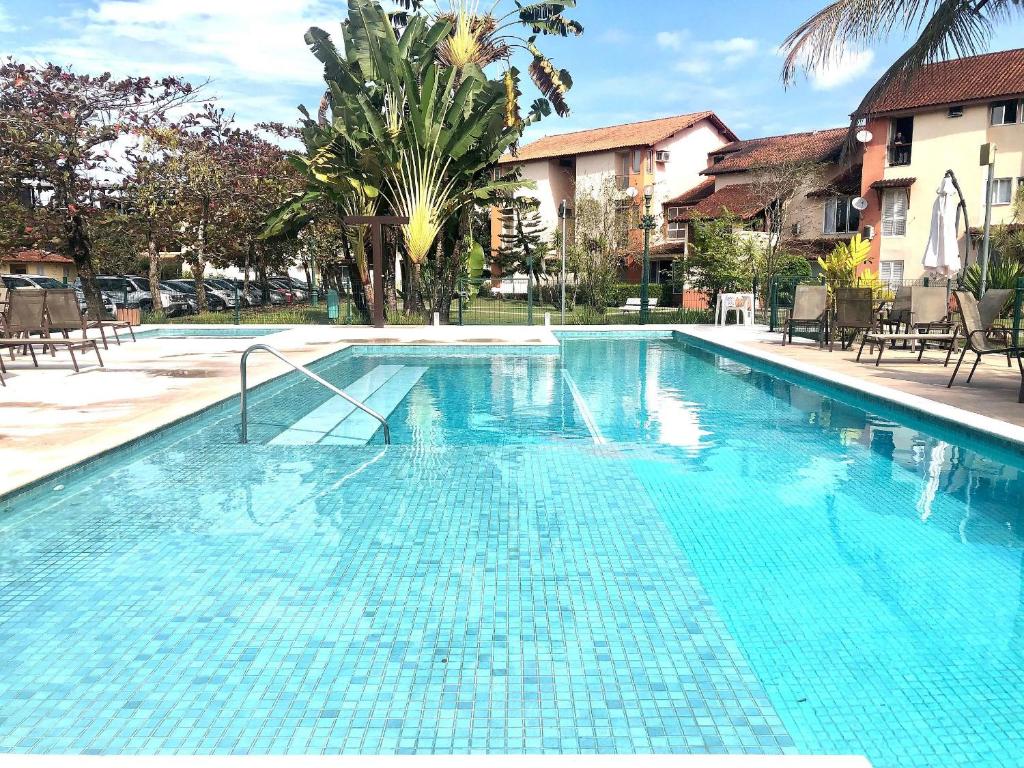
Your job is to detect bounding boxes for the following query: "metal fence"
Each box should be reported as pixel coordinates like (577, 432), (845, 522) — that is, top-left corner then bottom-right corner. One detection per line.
(768, 274), (1024, 344)
(129, 275), (725, 327)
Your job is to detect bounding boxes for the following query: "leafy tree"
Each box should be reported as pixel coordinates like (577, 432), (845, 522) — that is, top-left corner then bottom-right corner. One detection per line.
(263, 0), (563, 322)
(568, 177), (634, 308)
(0, 59), (199, 315)
(780, 1), (1024, 116)
(495, 200), (551, 284)
(675, 214), (760, 310)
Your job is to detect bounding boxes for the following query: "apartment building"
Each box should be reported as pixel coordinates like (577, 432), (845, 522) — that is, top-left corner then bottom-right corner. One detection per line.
(858, 48), (1024, 281)
(664, 127), (861, 263)
(494, 111), (737, 283)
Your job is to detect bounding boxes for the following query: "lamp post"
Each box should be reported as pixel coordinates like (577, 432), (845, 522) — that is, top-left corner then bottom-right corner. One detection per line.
(634, 185), (657, 325)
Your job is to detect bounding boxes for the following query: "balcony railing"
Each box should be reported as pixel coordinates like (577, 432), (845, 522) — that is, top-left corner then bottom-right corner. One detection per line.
(888, 143), (912, 167)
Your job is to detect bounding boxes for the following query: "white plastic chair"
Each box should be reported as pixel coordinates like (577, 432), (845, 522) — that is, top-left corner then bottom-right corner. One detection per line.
(715, 293), (755, 326)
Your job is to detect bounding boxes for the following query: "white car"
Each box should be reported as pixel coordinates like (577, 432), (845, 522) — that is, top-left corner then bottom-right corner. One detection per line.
(2, 274), (116, 317)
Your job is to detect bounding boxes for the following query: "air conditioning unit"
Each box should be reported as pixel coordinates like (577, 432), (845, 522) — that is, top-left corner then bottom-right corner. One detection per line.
(655, 150), (671, 163)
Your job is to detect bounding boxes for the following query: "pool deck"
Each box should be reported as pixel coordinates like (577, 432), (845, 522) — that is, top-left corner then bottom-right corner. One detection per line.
(2, 322), (1022, 499)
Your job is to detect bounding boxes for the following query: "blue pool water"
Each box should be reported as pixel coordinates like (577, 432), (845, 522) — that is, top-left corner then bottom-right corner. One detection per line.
(2, 332), (1023, 764)
(135, 327), (283, 339)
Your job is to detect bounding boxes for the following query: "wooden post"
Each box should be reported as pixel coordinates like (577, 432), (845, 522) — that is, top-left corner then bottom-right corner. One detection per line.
(342, 216), (408, 329)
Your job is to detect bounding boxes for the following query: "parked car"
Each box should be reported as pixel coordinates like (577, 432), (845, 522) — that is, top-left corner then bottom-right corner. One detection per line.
(162, 280), (228, 312)
(270, 277), (311, 302)
(3, 274), (116, 317)
(227, 278), (288, 306)
(95, 275), (190, 317)
(202, 280), (238, 309)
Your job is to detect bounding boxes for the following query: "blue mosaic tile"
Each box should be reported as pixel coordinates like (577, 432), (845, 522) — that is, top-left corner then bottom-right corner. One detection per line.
(0, 336), (1022, 766)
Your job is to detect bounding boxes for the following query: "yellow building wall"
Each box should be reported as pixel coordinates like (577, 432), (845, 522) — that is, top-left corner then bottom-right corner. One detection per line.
(875, 105), (1024, 279)
(0, 261), (77, 283)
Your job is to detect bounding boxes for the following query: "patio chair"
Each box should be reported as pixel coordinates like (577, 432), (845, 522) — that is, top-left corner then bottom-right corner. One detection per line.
(906, 286), (954, 335)
(977, 289), (1015, 330)
(1, 290), (103, 373)
(45, 288), (135, 349)
(885, 286), (912, 333)
(947, 291), (1023, 399)
(830, 287), (875, 351)
(781, 285), (828, 348)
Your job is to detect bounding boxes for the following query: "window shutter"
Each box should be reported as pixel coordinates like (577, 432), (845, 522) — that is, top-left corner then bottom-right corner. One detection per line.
(824, 200), (837, 234)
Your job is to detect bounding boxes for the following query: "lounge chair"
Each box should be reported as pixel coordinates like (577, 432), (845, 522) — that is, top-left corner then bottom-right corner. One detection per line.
(1, 290), (104, 372)
(619, 298), (659, 313)
(977, 288), (1014, 330)
(884, 286), (912, 333)
(781, 285), (828, 348)
(906, 286), (954, 335)
(856, 327), (958, 366)
(45, 288), (135, 349)
(947, 291), (1023, 400)
(831, 287), (875, 351)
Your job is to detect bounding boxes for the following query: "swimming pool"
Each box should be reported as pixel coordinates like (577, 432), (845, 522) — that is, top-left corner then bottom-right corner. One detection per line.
(1, 332), (1022, 764)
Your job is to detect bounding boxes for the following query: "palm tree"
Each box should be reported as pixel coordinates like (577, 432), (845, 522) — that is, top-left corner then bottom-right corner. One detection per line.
(263, 0), (547, 319)
(780, 1), (1024, 114)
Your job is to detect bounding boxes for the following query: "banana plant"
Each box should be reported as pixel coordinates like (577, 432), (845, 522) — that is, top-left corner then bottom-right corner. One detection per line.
(393, 0), (582, 116)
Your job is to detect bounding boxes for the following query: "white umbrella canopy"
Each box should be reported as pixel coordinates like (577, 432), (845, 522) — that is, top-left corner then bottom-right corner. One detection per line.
(923, 175), (962, 276)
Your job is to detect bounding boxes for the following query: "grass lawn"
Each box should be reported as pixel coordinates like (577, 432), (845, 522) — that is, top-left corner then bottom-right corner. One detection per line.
(142, 297), (714, 327)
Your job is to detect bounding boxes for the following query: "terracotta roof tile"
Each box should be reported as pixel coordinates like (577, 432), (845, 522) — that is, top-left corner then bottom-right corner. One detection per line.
(870, 177), (916, 190)
(703, 128), (847, 174)
(1, 249), (74, 264)
(502, 112), (737, 164)
(862, 48), (1024, 115)
(806, 165), (863, 197)
(675, 183), (772, 222)
(665, 178), (716, 207)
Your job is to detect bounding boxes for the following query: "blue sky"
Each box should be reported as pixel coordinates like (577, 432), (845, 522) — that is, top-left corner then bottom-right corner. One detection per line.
(2, 0), (1022, 144)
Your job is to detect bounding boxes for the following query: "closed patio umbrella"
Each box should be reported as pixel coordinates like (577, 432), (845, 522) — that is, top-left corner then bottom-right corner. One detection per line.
(923, 175), (962, 277)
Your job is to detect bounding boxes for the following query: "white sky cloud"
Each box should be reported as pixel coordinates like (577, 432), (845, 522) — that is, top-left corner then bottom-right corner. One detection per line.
(598, 28), (632, 45)
(810, 48), (875, 90)
(672, 36), (760, 76)
(14, 0), (334, 125)
(656, 31), (686, 51)
(0, 2), (12, 33)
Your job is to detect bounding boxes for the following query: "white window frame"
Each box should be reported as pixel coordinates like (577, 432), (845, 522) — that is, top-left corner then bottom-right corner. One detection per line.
(983, 177), (1014, 207)
(881, 189), (908, 238)
(666, 206), (685, 219)
(879, 260), (905, 287)
(823, 196), (861, 235)
(667, 221), (687, 242)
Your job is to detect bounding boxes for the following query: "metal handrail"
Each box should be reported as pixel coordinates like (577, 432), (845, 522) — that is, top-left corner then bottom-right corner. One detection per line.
(240, 344), (391, 445)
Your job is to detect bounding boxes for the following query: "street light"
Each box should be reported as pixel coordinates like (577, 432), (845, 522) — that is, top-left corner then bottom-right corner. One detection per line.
(630, 184), (657, 325)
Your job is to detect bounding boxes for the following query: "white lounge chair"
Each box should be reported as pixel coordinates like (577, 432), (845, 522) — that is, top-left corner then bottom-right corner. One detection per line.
(619, 298), (659, 313)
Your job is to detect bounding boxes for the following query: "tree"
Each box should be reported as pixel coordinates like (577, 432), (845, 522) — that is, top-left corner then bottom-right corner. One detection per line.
(746, 159), (825, 293)
(0, 59), (199, 315)
(780, 2), (1024, 117)
(676, 214), (760, 311)
(495, 200), (551, 285)
(568, 177), (634, 309)
(263, 0), (562, 322)
(817, 233), (871, 295)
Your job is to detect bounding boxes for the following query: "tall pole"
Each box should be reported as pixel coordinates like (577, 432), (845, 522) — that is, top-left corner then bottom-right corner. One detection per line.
(560, 198), (567, 325)
(980, 156), (995, 296)
(979, 143), (998, 295)
(640, 190), (655, 325)
(310, 252), (318, 308)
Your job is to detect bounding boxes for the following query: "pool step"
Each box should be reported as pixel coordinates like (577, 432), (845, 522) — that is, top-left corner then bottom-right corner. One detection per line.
(270, 365), (423, 446)
(321, 365), (427, 445)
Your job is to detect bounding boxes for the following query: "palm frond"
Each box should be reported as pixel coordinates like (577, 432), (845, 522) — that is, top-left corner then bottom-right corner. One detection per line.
(518, 3), (584, 36)
(527, 42), (572, 116)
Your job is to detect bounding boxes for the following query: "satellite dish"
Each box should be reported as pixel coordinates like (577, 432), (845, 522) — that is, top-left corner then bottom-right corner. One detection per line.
(852, 196), (869, 211)
(856, 129), (873, 144)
